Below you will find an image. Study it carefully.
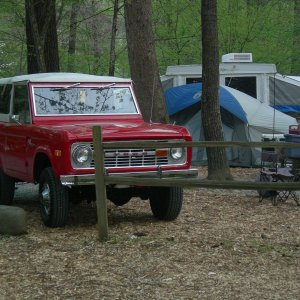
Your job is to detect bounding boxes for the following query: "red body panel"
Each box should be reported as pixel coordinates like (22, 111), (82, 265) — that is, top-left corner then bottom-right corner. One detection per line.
(0, 79), (193, 183)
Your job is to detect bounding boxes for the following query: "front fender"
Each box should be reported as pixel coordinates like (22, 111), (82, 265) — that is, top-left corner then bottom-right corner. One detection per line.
(32, 141), (71, 181)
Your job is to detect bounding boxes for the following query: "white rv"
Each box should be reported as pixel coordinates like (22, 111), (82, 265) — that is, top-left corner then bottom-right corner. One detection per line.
(161, 53), (300, 118)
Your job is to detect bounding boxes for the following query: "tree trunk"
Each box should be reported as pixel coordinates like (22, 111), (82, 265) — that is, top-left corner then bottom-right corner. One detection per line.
(68, 0), (80, 72)
(44, 0), (59, 72)
(124, 0), (169, 123)
(26, 0), (45, 73)
(108, 0), (119, 76)
(201, 0), (232, 180)
(89, 0), (102, 74)
(291, 0), (300, 75)
(25, 0), (60, 73)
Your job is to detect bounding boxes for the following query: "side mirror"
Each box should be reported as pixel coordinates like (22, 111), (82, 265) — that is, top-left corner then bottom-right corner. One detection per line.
(11, 114), (21, 124)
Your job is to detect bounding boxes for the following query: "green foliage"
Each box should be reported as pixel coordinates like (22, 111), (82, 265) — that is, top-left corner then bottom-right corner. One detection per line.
(152, 0), (295, 74)
(0, 0), (298, 77)
(152, 0), (202, 74)
(58, 0), (114, 74)
(218, 0), (294, 73)
(56, 0), (130, 77)
(0, 0), (26, 77)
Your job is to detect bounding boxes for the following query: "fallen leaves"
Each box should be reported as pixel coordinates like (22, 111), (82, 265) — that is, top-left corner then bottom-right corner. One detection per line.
(0, 167), (299, 299)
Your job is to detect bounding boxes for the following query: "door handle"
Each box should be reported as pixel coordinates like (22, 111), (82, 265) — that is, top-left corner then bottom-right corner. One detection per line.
(27, 138), (35, 147)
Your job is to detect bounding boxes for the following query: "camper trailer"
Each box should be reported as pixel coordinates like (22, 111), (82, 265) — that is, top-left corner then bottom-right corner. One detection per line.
(161, 53), (300, 119)
(162, 54), (299, 166)
(164, 83), (297, 167)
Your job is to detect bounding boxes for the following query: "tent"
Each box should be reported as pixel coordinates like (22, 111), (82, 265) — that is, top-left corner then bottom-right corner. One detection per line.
(269, 74), (300, 116)
(165, 83), (298, 166)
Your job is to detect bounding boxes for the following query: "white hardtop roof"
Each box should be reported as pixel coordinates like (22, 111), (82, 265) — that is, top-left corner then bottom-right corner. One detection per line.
(165, 63), (277, 76)
(0, 72), (132, 85)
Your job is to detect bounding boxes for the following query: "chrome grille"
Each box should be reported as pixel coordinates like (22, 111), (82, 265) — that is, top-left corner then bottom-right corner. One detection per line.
(89, 143), (169, 168)
(104, 149), (168, 167)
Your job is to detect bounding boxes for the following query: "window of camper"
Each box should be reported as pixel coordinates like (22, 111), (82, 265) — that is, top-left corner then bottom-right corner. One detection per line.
(186, 77), (202, 84)
(225, 76), (257, 99)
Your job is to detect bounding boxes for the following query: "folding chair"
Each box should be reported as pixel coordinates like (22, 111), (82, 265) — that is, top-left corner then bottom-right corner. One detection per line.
(258, 151), (299, 206)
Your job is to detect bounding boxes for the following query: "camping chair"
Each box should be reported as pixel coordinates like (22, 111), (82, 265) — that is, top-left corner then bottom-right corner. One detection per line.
(258, 151), (299, 206)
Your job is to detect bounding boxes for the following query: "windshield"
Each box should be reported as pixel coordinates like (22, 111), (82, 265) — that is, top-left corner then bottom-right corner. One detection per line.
(33, 86), (138, 116)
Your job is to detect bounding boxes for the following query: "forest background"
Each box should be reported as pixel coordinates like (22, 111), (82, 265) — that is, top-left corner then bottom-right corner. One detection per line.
(0, 0), (299, 79)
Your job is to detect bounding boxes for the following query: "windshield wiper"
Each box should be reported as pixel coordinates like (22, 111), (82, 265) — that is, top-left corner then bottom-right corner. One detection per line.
(91, 83), (116, 91)
(51, 83), (81, 91)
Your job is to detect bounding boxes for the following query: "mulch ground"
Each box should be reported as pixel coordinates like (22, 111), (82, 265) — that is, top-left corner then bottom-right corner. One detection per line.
(0, 167), (299, 299)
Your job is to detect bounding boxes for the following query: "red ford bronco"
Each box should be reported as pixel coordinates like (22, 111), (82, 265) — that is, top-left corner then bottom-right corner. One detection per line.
(0, 73), (197, 227)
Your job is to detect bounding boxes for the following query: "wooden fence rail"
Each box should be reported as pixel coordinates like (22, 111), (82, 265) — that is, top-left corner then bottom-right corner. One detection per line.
(105, 176), (300, 190)
(92, 126), (300, 241)
(102, 140), (300, 149)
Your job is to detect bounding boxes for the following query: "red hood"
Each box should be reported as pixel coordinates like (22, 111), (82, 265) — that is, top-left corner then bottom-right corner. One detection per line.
(47, 121), (191, 141)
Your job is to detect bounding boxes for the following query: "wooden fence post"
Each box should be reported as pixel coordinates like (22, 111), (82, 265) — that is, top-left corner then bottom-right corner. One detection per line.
(93, 126), (109, 241)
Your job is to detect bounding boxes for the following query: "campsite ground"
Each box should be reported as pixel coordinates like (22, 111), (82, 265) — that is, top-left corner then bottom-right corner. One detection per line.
(0, 167), (299, 299)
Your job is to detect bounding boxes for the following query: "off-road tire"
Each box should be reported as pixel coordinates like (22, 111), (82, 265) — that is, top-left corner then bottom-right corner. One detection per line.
(39, 167), (69, 227)
(0, 169), (15, 205)
(149, 187), (183, 221)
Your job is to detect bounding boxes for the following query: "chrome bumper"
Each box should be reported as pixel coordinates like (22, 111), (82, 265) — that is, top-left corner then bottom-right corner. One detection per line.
(60, 168), (198, 186)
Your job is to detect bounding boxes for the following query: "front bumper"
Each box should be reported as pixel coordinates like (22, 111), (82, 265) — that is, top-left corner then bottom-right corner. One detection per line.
(60, 168), (198, 186)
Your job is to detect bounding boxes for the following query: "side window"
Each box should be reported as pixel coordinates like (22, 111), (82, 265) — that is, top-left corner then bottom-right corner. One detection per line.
(13, 85), (30, 124)
(0, 84), (12, 114)
(225, 76), (257, 99)
(186, 77), (202, 84)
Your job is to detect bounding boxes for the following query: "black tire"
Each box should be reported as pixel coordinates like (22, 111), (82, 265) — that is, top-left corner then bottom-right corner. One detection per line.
(149, 187), (183, 221)
(0, 169), (15, 205)
(39, 167), (69, 227)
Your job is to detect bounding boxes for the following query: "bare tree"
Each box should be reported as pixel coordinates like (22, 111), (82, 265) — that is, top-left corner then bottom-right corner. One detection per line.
(108, 0), (120, 76)
(201, 0), (232, 180)
(25, 0), (60, 73)
(124, 0), (169, 123)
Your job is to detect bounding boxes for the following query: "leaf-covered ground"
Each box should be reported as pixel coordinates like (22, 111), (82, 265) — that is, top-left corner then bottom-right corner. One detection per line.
(0, 167), (299, 299)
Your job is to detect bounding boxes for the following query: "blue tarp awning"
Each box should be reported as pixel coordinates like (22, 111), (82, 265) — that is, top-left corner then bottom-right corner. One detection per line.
(165, 83), (247, 123)
(274, 105), (300, 113)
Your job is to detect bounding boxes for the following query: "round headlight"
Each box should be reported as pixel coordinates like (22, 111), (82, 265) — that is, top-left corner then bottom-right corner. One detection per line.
(72, 145), (93, 167)
(170, 147), (183, 160)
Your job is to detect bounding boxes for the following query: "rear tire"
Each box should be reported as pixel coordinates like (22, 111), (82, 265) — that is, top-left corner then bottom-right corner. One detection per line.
(149, 187), (183, 221)
(39, 167), (69, 227)
(0, 169), (15, 205)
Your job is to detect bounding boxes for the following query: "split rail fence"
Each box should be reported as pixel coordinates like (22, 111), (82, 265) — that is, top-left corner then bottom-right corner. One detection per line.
(92, 126), (300, 241)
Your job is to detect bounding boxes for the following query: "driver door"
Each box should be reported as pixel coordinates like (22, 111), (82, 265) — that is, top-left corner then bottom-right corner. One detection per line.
(4, 84), (32, 180)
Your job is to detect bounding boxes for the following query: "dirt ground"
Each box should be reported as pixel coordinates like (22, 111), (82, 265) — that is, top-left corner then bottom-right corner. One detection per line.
(0, 167), (299, 300)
